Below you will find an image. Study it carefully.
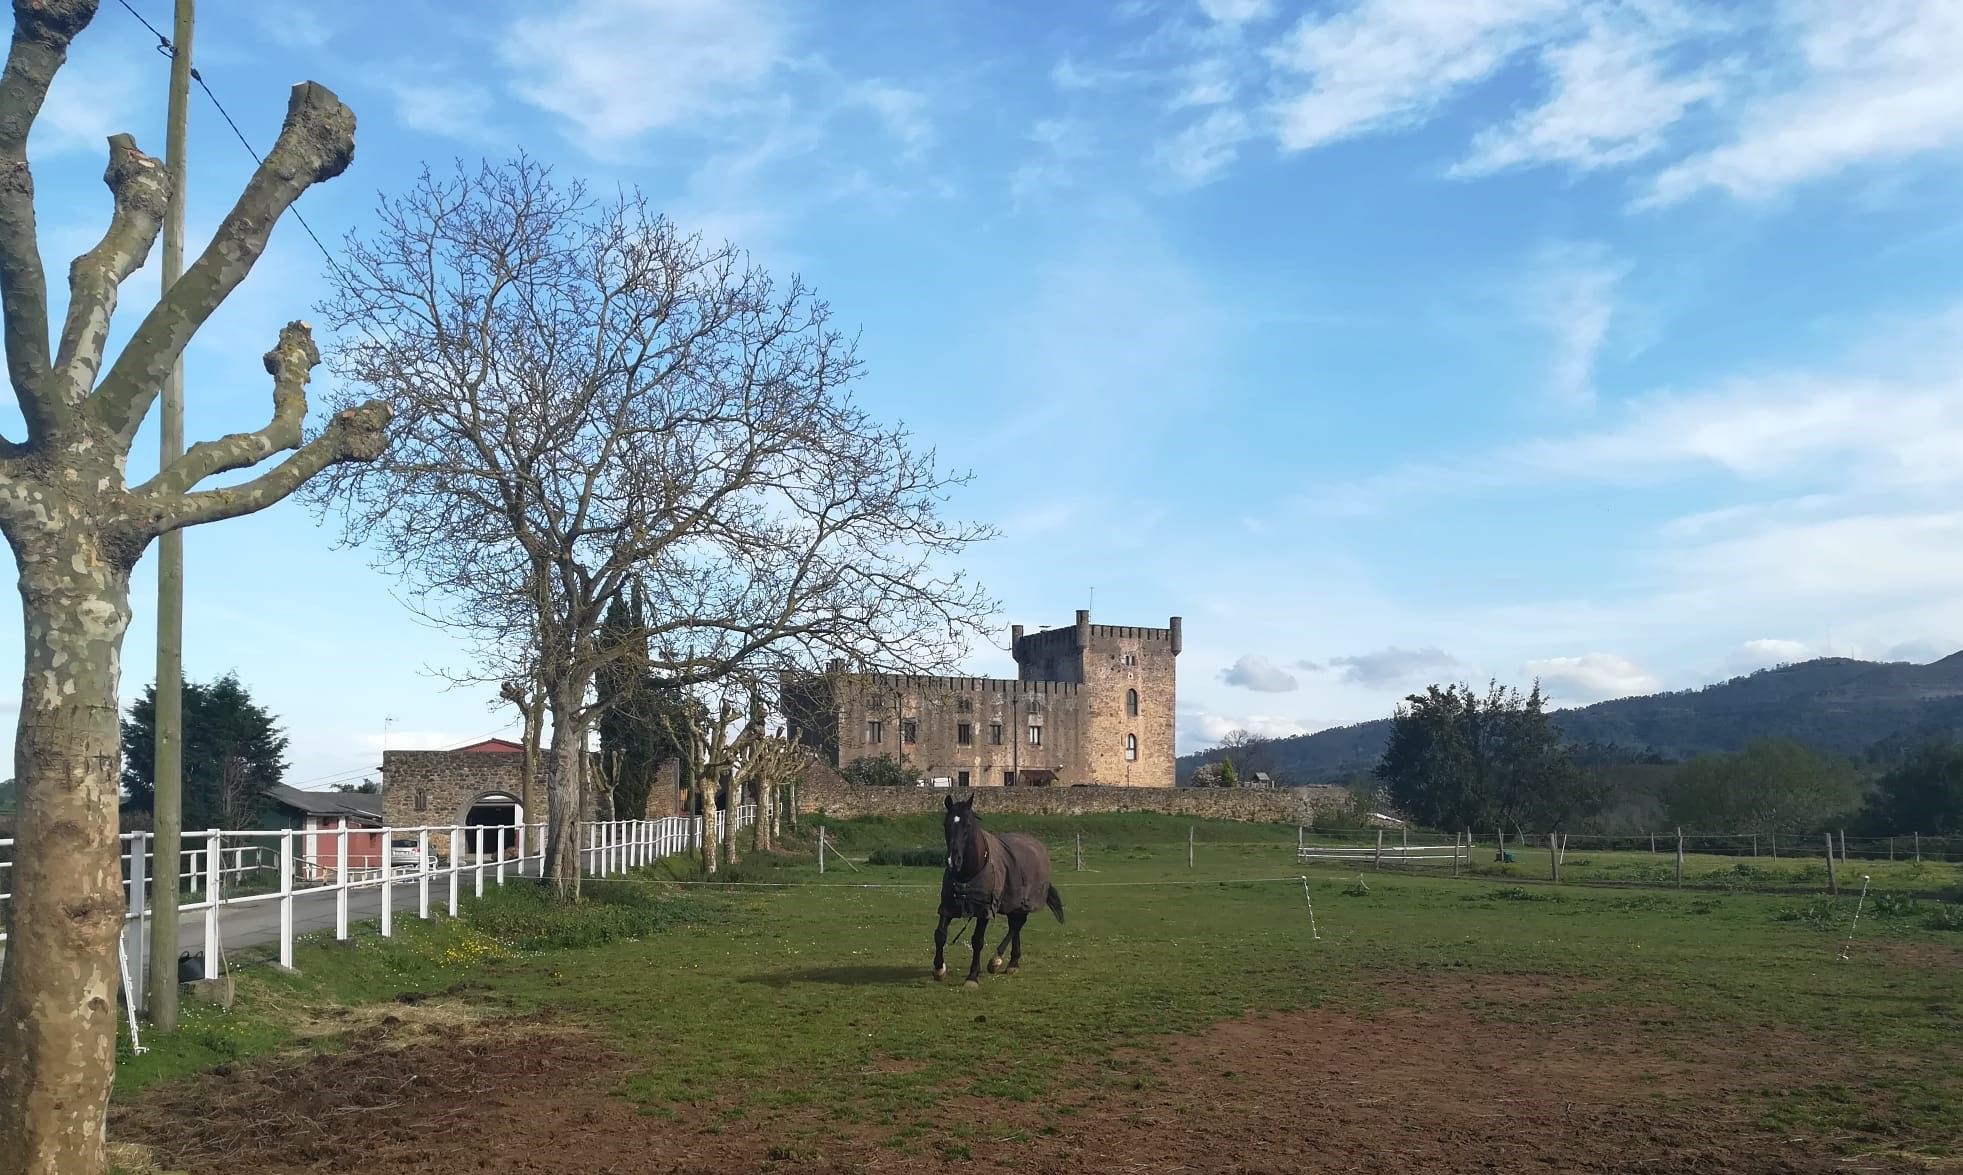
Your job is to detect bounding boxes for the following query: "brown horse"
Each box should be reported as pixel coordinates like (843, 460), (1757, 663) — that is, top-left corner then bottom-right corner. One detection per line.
(933, 795), (1065, 987)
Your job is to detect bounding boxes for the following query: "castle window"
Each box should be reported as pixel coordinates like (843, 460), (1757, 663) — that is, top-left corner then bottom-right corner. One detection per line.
(1027, 724), (1042, 747)
(414, 788), (429, 812)
(1027, 699), (1043, 715)
(1126, 688), (1139, 717)
(1123, 654), (1137, 667)
(1003, 770), (1015, 787)
(958, 770), (970, 787)
(901, 719), (918, 745)
(956, 698), (973, 714)
(989, 723), (1003, 745)
(866, 720), (883, 744)
(957, 722), (973, 746)
(1125, 733), (1138, 761)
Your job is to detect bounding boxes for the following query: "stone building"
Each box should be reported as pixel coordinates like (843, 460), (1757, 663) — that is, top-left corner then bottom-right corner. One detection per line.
(783, 611), (1181, 788)
(380, 738), (679, 856)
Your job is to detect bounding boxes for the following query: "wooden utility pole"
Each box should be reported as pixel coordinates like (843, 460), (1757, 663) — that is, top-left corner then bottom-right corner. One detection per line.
(147, 0), (195, 1032)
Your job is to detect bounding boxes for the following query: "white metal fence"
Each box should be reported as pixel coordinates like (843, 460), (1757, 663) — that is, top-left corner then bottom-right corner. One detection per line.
(1297, 828), (1470, 870)
(0, 804), (756, 1009)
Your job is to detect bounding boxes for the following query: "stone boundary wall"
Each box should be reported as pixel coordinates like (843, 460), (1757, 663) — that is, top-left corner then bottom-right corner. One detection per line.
(795, 772), (1352, 824)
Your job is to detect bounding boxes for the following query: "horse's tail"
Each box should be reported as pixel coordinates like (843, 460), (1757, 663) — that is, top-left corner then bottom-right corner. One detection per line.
(1045, 884), (1065, 924)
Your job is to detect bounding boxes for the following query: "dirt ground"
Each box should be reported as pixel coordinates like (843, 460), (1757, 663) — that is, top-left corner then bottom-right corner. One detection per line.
(112, 978), (1952, 1175)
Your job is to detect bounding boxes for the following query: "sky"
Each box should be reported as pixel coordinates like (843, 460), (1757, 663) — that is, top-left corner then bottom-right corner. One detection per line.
(5, 0), (1963, 788)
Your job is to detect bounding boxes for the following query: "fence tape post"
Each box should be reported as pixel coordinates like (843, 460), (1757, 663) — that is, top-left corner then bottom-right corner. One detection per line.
(1675, 828), (1684, 888)
(1400, 825), (1408, 868)
(819, 825), (826, 874)
(1550, 832), (1560, 884)
(380, 825), (394, 939)
(1374, 829), (1382, 872)
(1839, 874), (1872, 961)
(278, 829), (295, 971)
(1825, 833), (1838, 896)
(1075, 832), (1083, 872)
(1299, 876), (1320, 941)
(1452, 830), (1460, 877)
(1188, 825), (1195, 870)
(202, 828), (220, 979)
(1914, 831), (1920, 862)
(117, 934), (146, 1055)
(418, 828), (431, 920)
(128, 831), (147, 1016)
(335, 818), (351, 940)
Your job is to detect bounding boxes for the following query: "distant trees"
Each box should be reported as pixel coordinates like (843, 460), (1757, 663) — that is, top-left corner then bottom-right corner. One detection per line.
(1861, 743), (1963, 835)
(1373, 682), (1598, 834)
(1660, 740), (1863, 835)
(121, 675), (290, 831)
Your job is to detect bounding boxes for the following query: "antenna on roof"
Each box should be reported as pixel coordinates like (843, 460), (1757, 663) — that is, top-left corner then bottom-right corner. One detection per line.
(1089, 585), (1094, 613)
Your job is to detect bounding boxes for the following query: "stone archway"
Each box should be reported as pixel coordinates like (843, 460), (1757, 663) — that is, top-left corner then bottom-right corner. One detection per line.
(458, 791), (523, 860)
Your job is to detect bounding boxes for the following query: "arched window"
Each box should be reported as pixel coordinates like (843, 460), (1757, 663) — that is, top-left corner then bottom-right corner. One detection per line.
(1126, 688), (1139, 717)
(1124, 733), (1138, 761)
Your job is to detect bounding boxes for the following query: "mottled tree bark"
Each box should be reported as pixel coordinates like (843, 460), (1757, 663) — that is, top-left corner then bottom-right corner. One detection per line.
(0, 6), (386, 1167)
(541, 680), (585, 899)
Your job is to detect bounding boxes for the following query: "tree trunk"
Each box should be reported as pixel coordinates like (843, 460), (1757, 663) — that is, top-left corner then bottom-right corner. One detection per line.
(724, 780), (741, 866)
(0, 555), (136, 1175)
(751, 777), (771, 854)
(542, 684), (584, 900)
(698, 774), (719, 876)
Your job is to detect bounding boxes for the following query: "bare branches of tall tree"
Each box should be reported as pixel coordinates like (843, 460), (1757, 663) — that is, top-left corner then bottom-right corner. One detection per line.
(0, 4), (388, 1168)
(310, 158), (994, 898)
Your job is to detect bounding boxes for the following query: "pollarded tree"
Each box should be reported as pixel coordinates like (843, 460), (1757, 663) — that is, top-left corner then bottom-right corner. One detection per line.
(309, 158), (994, 899)
(0, 5), (387, 1169)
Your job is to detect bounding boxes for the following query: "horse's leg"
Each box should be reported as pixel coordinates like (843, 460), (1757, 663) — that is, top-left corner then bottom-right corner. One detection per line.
(932, 913), (951, 982)
(964, 912), (990, 988)
(987, 920), (1015, 973)
(1004, 911), (1029, 974)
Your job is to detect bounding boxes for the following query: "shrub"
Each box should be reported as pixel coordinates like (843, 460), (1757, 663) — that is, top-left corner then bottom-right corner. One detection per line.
(463, 878), (717, 951)
(1927, 903), (1963, 933)
(1341, 877), (1370, 897)
(1775, 901), (1837, 930)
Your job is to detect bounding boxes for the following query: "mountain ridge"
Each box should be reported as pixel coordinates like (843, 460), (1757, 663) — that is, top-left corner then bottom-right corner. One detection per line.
(1178, 652), (1963, 783)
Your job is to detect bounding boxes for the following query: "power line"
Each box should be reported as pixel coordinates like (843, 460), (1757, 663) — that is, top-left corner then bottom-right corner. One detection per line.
(111, 0), (345, 279)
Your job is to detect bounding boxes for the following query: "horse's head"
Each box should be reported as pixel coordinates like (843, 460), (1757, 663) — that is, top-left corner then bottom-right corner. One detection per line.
(943, 794), (982, 874)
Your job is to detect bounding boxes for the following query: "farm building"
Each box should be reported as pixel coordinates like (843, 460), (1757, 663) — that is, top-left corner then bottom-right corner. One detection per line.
(782, 610), (1182, 788)
(258, 784), (384, 880)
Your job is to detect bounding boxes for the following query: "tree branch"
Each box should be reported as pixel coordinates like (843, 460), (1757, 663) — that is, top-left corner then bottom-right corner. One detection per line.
(55, 133), (167, 395)
(131, 399), (390, 537)
(134, 320), (319, 497)
(0, 0), (98, 435)
(88, 81), (356, 441)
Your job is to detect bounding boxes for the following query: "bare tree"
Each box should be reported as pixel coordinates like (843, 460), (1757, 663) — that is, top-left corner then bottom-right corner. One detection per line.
(0, 5), (386, 1168)
(310, 158), (993, 899)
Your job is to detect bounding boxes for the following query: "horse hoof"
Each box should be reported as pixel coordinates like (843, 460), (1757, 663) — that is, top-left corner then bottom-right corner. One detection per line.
(964, 979), (979, 990)
(933, 967), (947, 983)
(987, 956), (1004, 974)
(1005, 965), (1019, 976)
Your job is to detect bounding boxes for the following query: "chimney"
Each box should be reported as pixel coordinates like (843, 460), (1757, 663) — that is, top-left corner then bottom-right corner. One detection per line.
(1169, 616), (1183, 656)
(1075, 609), (1091, 648)
(1011, 623), (1024, 646)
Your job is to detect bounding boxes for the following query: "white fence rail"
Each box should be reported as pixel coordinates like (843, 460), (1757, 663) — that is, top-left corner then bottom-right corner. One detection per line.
(0, 804), (755, 1009)
(1298, 830), (1469, 870)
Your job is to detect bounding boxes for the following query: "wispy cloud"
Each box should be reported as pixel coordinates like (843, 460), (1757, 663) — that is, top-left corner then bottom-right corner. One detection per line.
(1521, 242), (1629, 408)
(1647, 1), (1963, 205)
(1326, 646), (1459, 688)
(1010, 118), (1096, 204)
(389, 78), (501, 143)
(500, 0), (788, 155)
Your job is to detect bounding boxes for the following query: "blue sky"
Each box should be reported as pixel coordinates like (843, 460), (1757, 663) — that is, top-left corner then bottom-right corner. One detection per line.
(6, 0), (1963, 787)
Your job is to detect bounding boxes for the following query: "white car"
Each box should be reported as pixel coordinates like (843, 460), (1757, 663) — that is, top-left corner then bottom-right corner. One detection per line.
(389, 839), (425, 872)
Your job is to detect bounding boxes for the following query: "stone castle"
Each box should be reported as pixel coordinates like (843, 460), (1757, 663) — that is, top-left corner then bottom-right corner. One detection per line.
(783, 611), (1182, 788)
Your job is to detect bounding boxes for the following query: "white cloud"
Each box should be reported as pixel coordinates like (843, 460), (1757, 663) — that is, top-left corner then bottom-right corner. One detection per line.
(1647, 1), (1963, 204)
(849, 81), (933, 154)
(254, 4), (332, 49)
(1455, 13), (1723, 177)
(1010, 118), (1095, 204)
(1524, 652), (1659, 701)
(1270, 0), (1567, 153)
(1219, 654), (1299, 692)
(30, 45), (141, 158)
(500, 0), (787, 154)
(1182, 709), (1312, 745)
(390, 79), (500, 142)
(1327, 646), (1458, 688)
(1663, 510), (1963, 605)
(1200, 0), (1272, 25)
(1726, 637), (1815, 674)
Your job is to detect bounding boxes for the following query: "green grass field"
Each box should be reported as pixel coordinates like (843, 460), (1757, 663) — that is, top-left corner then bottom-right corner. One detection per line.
(111, 813), (1963, 1168)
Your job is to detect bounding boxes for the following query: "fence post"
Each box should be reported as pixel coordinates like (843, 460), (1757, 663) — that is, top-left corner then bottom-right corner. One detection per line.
(1188, 826), (1195, 869)
(1400, 826), (1408, 868)
(1914, 831), (1921, 862)
(127, 832), (147, 1014)
(1297, 825), (1303, 857)
(1889, 836), (1895, 862)
(1826, 833), (1839, 896)
(379, 825), (395, 939)
(1075, 832), (1083, 872)
(276, 829), (294, 971)
(447, 825), (462, 916)
(819, 824), (826, 874)
(417, 828), (431, 920)
(1374, 829), (1383, 871)
(516, 822), (527, 880)
(331, 817), (349, 940)
(1649, 832), (1655, 854)
(198, 831), (220, 979)
(1752, 834), (1758, 858)
(1452, 830), (1461, 878)
(1496, 828), (1505, 867)
(1550, 832), (1560, 884)
(475, 825), (487, 897)
(1770, 830), (1778, 858)
(1675, 828), (1684, 888)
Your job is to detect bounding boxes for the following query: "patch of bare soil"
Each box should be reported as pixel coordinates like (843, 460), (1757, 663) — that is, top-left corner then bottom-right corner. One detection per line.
(113, 978), (1951, 1174)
